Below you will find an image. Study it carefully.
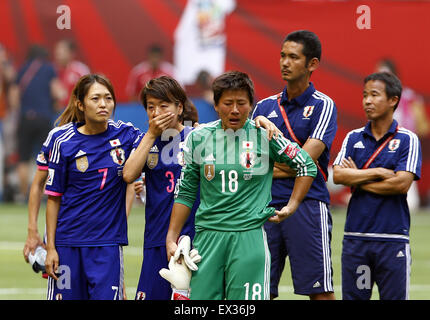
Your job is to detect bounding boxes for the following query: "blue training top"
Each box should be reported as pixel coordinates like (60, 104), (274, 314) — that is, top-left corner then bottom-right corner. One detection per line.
(16, 59), (57, 119)
(333, 120), (422, 242)
(252, 82), (337, 205)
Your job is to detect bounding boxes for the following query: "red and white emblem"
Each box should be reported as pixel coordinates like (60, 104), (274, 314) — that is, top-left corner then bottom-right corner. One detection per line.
(110, 148), (125, 165)
(136, 291), (146, 300)
(303, 105), (315, 118)
(109, 139), (121, 147)
(388, 139), (400, 151)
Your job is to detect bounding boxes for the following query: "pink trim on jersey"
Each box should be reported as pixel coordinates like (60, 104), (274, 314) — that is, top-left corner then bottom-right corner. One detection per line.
(44, 190), (63, 197)
(37, 165), (49, 171)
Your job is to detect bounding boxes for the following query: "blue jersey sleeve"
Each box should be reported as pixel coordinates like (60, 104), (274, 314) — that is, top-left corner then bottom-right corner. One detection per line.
(36, 123), (75, 169)
(309, 97), (337, 150)
(395, 130), (422, 180)
(251, 101), (265, 119)
(36, 144), (49, 169)
(333, 131), (354, 166)
(45, 147), (68, 196)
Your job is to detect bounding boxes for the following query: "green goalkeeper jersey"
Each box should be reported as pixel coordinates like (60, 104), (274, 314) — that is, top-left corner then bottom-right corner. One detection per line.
(175, 119), (317, 232)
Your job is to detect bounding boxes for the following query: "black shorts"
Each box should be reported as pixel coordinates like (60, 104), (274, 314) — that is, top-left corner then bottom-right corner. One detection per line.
(17, 115), (52, 162)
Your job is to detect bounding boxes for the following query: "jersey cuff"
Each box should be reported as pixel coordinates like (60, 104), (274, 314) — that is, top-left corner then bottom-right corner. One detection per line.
(37, 165), (49, 171)
(44, 190), (63, 197)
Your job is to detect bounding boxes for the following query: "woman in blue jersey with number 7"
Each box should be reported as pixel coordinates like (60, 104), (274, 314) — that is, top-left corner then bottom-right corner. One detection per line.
(44, 74), (143, 300)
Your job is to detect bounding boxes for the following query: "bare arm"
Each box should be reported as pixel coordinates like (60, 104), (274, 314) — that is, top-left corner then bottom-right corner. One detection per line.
(122, 133), (156, 183)
(302, 138), (326, 163)
(45, 195), (61, 280)
(23, 170), (47, 262)
(50, 78), (67, 111)
(8, 84), (20, 111)
(411, 100), (430, 137)
(125, 183), (135, 219)
(123, 112), (174, 183)
(268, 176), (314, 223)
(166, 203), (192, 261)
(360, 171), (415, 195)
(333, 157), (395, 186)
(273, 162), (296, 178)
(253, 115), (283, 140)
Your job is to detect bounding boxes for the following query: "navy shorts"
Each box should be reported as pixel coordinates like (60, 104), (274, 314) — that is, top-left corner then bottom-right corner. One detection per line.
(264, 199), (334, 297)
(47, 246), (124, 300)
(342, 238), (411, 300)
(135, 246), (171, 300)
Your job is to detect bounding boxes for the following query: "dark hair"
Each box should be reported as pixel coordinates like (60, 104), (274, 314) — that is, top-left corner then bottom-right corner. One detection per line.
(377, 58), (398, 77)
(148, 44), (163, 55)
(140, 76), (198, 125)
(55, 74), (116, 126)
(212, 71), (255, 106)
(27, 44), (49, 61)
(284, 30), (322, 64)
(364, 72), (402, 110)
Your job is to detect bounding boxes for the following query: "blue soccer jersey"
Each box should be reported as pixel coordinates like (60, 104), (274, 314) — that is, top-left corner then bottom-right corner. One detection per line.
(252, 82), (337, 205)
(143, 126), (197, 248)
(45, 120), (143, 246)
(333, 120), (422, 242)
(36, 123), (74, 170)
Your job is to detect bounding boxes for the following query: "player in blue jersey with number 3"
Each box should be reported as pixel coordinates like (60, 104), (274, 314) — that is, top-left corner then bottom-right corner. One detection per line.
(123, 76), (199, 300)
(44, 74), (143, 300)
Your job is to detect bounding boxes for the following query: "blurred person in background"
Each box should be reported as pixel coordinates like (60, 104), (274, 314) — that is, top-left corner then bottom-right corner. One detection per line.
(125, 44), (175, 102)
(0, 43), (17, 201)
(53, 39), (90, 112)
(375, 58), (428, 211)
(11, 44), (65, 203)
(189, 70), (218, 123)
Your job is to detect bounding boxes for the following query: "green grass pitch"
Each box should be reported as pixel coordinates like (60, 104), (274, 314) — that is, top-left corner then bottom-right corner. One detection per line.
(1, 203), (429, 300)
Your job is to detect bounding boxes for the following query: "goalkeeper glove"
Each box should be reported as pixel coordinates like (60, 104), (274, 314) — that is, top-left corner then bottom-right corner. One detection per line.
(159, 256), (191, 300)
(174, 235), (201, 271)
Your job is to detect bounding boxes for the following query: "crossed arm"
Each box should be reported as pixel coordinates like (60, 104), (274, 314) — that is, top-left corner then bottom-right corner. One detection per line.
(333, 156), (415, 195)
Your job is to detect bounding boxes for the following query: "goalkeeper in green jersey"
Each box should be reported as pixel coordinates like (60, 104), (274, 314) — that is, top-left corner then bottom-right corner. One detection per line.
(165, 71), (317, 300)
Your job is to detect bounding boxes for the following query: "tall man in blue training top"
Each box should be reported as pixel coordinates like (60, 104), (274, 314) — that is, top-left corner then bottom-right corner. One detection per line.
(252, 30), (337, 300)
(333, 72), (421, 300)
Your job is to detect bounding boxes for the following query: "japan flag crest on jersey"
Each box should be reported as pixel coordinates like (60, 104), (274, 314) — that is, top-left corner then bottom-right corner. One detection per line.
(388, 139), (400, 152)
(303, 105), (315, 118)
(111, 148), (125, 165)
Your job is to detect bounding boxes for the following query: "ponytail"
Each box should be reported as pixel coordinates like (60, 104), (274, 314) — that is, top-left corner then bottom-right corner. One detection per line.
(54, 87), (85, 126)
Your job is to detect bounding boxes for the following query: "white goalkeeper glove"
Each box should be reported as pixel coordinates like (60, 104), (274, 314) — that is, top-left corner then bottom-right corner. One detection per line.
(159, 256), (191, 300)
(173, 235), (201, 271)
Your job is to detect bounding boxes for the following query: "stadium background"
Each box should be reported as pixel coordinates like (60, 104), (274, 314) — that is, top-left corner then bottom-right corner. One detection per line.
(1, 0), (429, 202)
(1, 0), (429, 299)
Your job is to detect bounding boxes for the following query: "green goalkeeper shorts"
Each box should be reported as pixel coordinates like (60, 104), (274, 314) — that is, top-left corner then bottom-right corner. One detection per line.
(189, 227), (270, 300)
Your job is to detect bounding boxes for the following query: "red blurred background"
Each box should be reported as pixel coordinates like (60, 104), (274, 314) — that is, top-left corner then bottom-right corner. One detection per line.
(1, 0), (429, 203)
